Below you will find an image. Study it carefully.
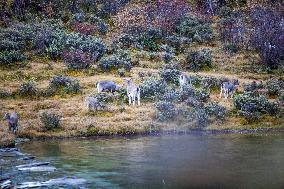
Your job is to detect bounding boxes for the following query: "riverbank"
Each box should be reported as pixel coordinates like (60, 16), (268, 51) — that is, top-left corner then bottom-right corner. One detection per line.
(2, 126), (284, 148)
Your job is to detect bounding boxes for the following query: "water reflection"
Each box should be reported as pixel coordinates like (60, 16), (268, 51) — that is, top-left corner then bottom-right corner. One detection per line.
(19, 134), (284, 189)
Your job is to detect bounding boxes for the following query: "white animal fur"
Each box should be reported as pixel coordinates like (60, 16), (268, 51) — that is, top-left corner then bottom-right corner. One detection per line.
(125, 79), (141, 106)
(219, 80), (239, 99)
(179, 74), (190, 91)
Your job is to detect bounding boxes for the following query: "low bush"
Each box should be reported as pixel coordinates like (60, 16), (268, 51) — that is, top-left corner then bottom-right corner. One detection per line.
(140, 77), (167, 100)
(72, 21), (96, 36)
(117, 68), (126, 77)
(278, 92), (284, 106)
(205, 102), (226, 121)
(158, 88), (180, 103)
(116, 33), (137, 49)
(185, 97), (204, 108)
(265, 78), (283, 96)
(0, 89), (11, 99)
(46, 76), (81, 95)
(63, 79), (81, 94)
(63, 49), (93, 70)
(165, 35), (191, 53)
(98, 51), (132, 72)
(222, 43), (239, 53)
(233, 92), (280, 122)
(70, 14), (108, 35)
(65, 32), (106, 61)
(33, 28), (66, 59)
(185, 49), (212, 72)
(17, 81), (38, 97)
(0, 51), (26, 66)
(180, 85), (210, 102)
(0, 40), (25, 51)
(155, 101), (177, 122)
(176, 16), (213, 43)
(40, 112), (61, 131)
(159, 63), (181, 84)
(200, 76), (222, 91)
(92, 93), (114, 104)
(192, 107), (209, 127)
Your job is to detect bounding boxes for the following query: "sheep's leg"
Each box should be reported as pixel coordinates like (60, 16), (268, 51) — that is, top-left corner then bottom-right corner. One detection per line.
(133, 95), (136, 106)
(128, 95), (132, 105)
(219, 87), (223, 98)
(230, 91), (234, 99)
(225, 90), (228, 99)
(137, 93), (141, 106)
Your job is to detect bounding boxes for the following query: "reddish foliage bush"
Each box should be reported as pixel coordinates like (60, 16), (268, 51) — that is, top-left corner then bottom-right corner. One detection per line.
(73, 21), (97, 36)
(63, 49), (93, 70)
(113, 0), (190, 34)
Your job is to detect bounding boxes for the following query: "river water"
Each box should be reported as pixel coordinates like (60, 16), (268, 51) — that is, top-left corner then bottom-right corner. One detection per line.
(4, 133), (284, 188)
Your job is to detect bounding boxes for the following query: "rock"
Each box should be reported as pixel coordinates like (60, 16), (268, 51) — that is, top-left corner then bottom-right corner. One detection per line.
(16, 162), (50, 168)
(0, 148), (24, 157)
(0, 178), (12, 189)
(17, 177), (86, 188)
(0, 148), (18, 153)
(18, 166), (56, 172)
(21, 156), (35, 161)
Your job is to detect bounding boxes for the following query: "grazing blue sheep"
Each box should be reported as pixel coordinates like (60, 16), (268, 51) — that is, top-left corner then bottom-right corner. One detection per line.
(3, 112), (18, 134)
(125, 79), (141, 106)
(220, 79), (239, 99)
(97, 81), (120, 93)
(179, 74), (191, 91)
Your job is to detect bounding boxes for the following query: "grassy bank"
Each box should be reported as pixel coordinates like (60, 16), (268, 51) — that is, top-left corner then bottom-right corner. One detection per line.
(1, 59), (283, 144)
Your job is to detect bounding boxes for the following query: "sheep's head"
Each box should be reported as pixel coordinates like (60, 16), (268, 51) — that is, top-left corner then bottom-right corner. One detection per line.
(3, 113), (10, 121)
(124, 78), (132, 86)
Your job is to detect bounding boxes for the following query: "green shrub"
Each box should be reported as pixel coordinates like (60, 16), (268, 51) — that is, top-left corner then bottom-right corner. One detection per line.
(40, 112), (61, 131)
(65, 32), (106, 61)
(158, 88), (180, 103)
(46, 76), (81, 96)
(206, 102), (226, 121)
(155, 101), (177, 122)
(63, 49), (93, 70)
(164, 35), (191, 53)
(180, 85), (210, 102)
(176, 16), (213, 43)
(117, 68), (126, 77)
(278, 92), (284, 106)
(17, 81), (38, 97)
(0, 89), (11, 99)
(140, 77), (167, 100)
(28, 21), (67, 58)
(265, 78), (283, 96)
(0, 51), (26, 66)
(192, 107), (209, 127)
(0, 40), (25, 51)
(98, 51), (132, 72)
(138, 28), (163, 51)
(233, 92), (280, 122)
(159, 63), (181, 84)
(185, 49), (212, 72)
(222, 43), (238, 53)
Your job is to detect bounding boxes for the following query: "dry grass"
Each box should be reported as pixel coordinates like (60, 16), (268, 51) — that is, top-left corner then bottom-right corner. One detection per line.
(0, 128), (15, 147)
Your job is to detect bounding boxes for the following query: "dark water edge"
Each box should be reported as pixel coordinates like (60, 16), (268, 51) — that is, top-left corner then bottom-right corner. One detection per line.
(1, 130), (284, 189)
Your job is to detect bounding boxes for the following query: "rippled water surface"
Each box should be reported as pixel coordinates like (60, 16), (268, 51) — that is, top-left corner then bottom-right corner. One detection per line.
(16, 133), (284, 188)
